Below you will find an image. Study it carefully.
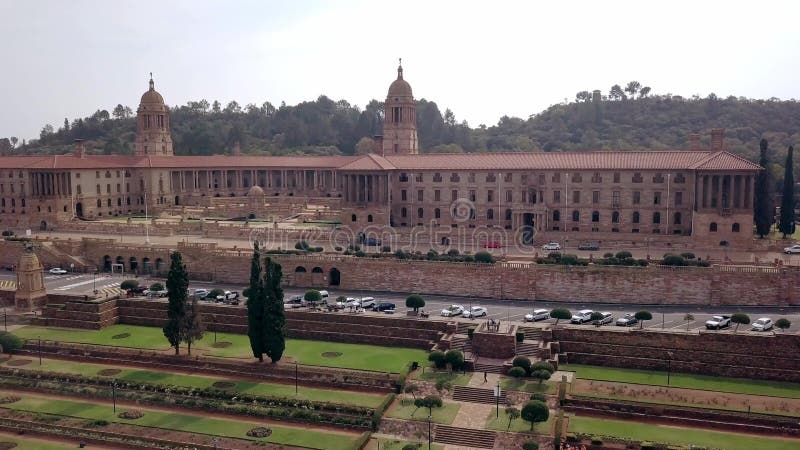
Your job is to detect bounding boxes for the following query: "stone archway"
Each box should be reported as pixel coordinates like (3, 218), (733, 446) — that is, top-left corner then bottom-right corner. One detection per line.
(129, 257), (138, 273)
(103, 255), (111, 272)
(115, 256), (125, 271)
(155, 258), (165, 274)
(142, 257), (152, 274)
(174, 196), (180, 206)
(39, 220), (47, 231)
(329, 268), (341, 286)
(75, 202), (83, 218)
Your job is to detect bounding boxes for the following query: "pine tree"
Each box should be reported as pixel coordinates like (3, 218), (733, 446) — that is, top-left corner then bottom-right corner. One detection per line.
(163, 252), (188, 355)
(246, 242), (266, 361)
(754, 139), (773, 238)
(183, 297), (204, 355)
(779, 146), (796, 238)
(263, 257), (286, 363)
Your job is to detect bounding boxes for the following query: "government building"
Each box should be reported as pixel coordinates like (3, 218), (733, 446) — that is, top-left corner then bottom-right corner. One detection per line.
(0, 64), (761, 248)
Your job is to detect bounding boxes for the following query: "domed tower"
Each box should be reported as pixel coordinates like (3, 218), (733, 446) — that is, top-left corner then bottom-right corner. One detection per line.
(134, 74), (173, 156)
(382, 60), (418, 155)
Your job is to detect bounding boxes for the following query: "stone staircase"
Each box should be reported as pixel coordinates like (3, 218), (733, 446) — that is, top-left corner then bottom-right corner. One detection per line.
(472, 360), (505, 375)
(452, 385), (507, 404)
(516, 341), (540, 358)
(517, 325), (543, 341)
(451, 335), (473, 356)
(434, 424), (496, 449)
(456, 321), (477, 334)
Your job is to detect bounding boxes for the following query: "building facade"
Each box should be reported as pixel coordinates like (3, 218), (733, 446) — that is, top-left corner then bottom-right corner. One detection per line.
(0, 67), (761, 248)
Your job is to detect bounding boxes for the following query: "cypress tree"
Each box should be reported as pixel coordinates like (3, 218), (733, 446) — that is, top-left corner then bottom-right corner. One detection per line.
(779, 146), (796, 238)
(246, 242), (266, 362)
(263, 257), (286, 363)
(163, 251), (188, 355)
(183, 297), (204, 355)
(754, 139), (773, 238)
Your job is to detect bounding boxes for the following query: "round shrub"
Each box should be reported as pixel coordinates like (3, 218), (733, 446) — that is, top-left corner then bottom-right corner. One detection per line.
(531, 361), (555, 374)
(0, 332), (22, 353)
(428, 350), (446, 369)
(334, 246), (343, 251)
(304, 290), (322, 304)
(381, 246), (391, 253)
(508, 366), (527, 378)
(522, 442), (539, 450)
(474, 251), (495, 264)
(615, 251), (633, 259)
(662, 254), (687, 266)
(603, 252), (614, 258)
(405, 294), (425, 312)
(120, 279), (139, 290)
(444, 350), (464, 371)
(354, 250), (366, 257)
(512, 356), (532, 374)
(149, 282), (164, 292)
(208, 288), (224, 299)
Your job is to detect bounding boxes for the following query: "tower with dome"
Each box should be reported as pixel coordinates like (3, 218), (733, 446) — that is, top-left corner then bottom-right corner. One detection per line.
(134, 74), (173, 156)
(382, 59), (419, 155)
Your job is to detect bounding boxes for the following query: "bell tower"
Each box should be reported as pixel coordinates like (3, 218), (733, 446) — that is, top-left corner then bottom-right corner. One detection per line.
(134, 74), (173, 156)
(382, 60), (418, 155)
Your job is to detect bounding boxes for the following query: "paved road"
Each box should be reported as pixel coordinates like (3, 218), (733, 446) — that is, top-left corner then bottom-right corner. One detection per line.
(4, 272), (797, 334)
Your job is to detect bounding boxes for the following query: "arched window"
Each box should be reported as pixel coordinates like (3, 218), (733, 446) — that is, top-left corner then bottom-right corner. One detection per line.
(96, 199), (101, 207)
(552, 210), (560, 222)
(351, 214), (357, 222)
(611, 211), (620, 223)
(673, 212), (682, 225)
(401, 207), (407, 218)
(96, 184), (101, 194)
(117, 198), (122, 206)
(417, 207), (424, 218)
(367, 214), (373, 222)
(572, 210), (580, 222)
(434, 208), (441, 219)
(710, 222), (718, 232)
(591, 211), (600, 222)
(732, 223), (740, 232)
(653, 212), (661, 224)
(632, 211), (640, 224)
(487, 208), (494, 220)
(107, 199), (111, 207)
(469, 208), (476, 220)
(505, 209), (512, 221)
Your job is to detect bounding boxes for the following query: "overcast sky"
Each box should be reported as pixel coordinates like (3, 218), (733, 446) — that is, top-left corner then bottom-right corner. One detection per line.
(2, 0), (799, 141)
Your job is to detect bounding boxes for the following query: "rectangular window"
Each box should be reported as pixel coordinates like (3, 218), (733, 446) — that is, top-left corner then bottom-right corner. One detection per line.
(521, 191), (527, 203)
(504, 173), (513, 182)
(487, 190), (494, 202)
(468, 173), (476, 183)
(613, 172), (620, 183)
(675, 191), (683, 206)
(415, 173), (423, 182)
(538, 174), (545, 185)
(553, 190), (561, 203)
(612, 191), (620, 207)
(433, 173), (442, 182)
(434, 190), (441, 201)
(506, 190), (513, 202)
(451, 189), (458, 201)
(633, 191), (641, 205)
(417, 190), (423, 202)
(552, 173), (561, 183)
(401, 190), (407, 201)
(469, 190), (476, 202)
(592, 191), (600, 204)
(572, 190), (580, 204)
(653, 192), (661, 205)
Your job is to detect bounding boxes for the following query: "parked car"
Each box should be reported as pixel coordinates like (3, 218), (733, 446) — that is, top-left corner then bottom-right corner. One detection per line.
(216, 290), (238, 302)
(578, 241), (600, 251)
(319, 290), (329, 299)
(525, 309), (550, 322)
(284, 295), (305, 308)
(440, 304), (465, 317)
(570, 309), (594, 324)
(593, 312), (614, 326)
(616, 313), (638, 327)
(374, 302), (396, 312)
(542, 242), (561, 251)
(48, 267), (68, 275)
(751, 317), (773, 332)
(481, 241), (503, 249)
(784, 244), (800, 254)
(463, 306), (488, 318)
(192, 288), (210, 299)
(705, 315), (731, 330)
(359, 297), (376, 308)
(344, 297), (360, 308)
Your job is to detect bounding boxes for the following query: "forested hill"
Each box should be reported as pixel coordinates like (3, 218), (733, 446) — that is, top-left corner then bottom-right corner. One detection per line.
(3, 90), (799, 178)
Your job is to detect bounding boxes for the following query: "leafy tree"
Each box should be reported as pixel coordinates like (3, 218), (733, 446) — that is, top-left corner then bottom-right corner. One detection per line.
(615, 251), (633, 259)
(531, 369), (552, 385)
(163, 252), (188, 355)
(754, 139), (774, 238)
(246, 242), (266, 361)
(684, 313), (694, 332)
(444, 350), (464, 372)
(609, 84), (626, 101)
(531, 361), (555, 375)
(779, 146), (796, 238)
(304, 289), (322, 305)
(550, 308), (572, 328)
(182, 297), (204, 355)
(634, 310), (652, 329)
(512, 356), (532, 374)
(120, 279), (139, 291)
(0, 332), (22, 353)
(414, 395), (443, 416)
(208, 288), (224, 299)
(509, 366), (527, 378)
(404, 383), (420, 401)
(639, 86), (652, 98)
(405, 294), (425, 312)
(521, 400), (549, 431)
(575, 91), (591, 103)
(262, 257), (286, 362)
(474, 251), (495, 264)
(730, 313), (750, 333)
(624, 81), (641, 99)
(428, 350), (446, 369)
(149, 282), (164, 292)
(505, 406), (520, 430)
(355, 137), (375, 154)
(775, 318), (791, 332)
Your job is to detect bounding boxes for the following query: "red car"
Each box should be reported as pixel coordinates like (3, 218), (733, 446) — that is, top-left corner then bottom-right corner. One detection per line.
(481, 241), (503, 248)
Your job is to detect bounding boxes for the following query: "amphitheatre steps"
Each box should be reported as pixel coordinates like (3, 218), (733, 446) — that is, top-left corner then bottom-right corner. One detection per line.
(434, 424), (496, 448)
(452, 385), (507, 405)
(515, 341), (540, 358)
(517, 325), (543, 341)
(473, 360), (505, 374)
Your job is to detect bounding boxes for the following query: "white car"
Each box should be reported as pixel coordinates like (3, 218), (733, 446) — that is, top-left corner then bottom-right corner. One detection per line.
(542, 242), (561, 251)
(344, 297), (360, 308)
(440, 304), (465, 317)
(359, 297), (376, 308)
(571, 309), (594, 324)
(49, 268), (67, 275)
(705, 315), (731, 330)
(525, 309), (550, 322)
(784, 245), (800, 254)
(752, 317), (773, 332)
(593, 312), (614, 325)
(463, 306), (488, 318)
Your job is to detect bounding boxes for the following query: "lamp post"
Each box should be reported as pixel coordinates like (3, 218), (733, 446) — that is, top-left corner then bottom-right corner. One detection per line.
(295, 361), (298, 395)
(38, 336), (42, 365)
(495, 380), (500, 418)
(93, 270), (98, 294)
(112, 380), (118, 413)
(427, 414), (432, 450)
(666, 351), (674, 386)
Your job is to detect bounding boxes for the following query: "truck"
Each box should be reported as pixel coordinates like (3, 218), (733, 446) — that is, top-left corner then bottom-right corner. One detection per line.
(705, 315), (731, 330)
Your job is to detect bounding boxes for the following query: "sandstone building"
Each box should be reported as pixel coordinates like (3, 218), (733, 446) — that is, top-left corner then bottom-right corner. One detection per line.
(0, 64), (761, 248)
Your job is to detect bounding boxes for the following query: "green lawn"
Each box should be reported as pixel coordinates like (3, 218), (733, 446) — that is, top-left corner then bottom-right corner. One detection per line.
(485, 408), (553, 433)
(562, 363), (800, 398)
(0, 435), (73, 450)
(1, 393), (362, 450)
(367, 438), (443, 450)
(500, 378), (556, 394)
(568, 415), (800, 450)
(411, 368), (471, 386)
(14, 325), (428, 374)
(385, 400), (460, 425)
(0, 357), (387, 408)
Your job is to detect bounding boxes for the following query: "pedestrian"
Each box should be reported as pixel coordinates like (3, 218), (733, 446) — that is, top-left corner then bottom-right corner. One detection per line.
(483, 371), (487, 383)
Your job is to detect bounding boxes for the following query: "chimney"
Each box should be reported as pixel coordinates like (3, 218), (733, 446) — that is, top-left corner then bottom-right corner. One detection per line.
(710, 128), (725, 153)
(592, 90), (602, 103)
(688, 132), (701, 151)
(232, 141), (241, 156)
(73, 139), (86, 158)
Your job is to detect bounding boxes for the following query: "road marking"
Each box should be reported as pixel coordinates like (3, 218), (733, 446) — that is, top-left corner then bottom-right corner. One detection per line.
(53, 278), (108, 291)
(0, 280), (16, 289)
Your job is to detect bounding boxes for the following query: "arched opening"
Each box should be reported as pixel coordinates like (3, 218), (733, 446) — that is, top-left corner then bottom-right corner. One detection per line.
(522, 213), (535, 244)
(401, 207), (407, 218)
(311, 266), (323, 273)
(486, 208), (494, 220)
(552, 210), (560, 222)
(329, 268), (341, 286)
(115, 256), (125, 271)
(103, 255), (111, 272)
(39, 220), (47, 231)
(351, 214), (357, 222)
(505, 209), (512, 221)
(653, 212), (661, 224)
(418, 207), (424, 218)
(295, 266), (307, 273)
(591, 211), (600, 222)
(572, 210), (580, 222)
(731, 223), (740, 232)
(632, 211), (640, 224)
(674, 212), (682, 225)
(441, 237), (450, 246)
(710, 222), (718, 232)
(155, 258), (165, 273)
(367, 214), (373, 223)
(75, 202), (83, 218)
(129, 257), (138, 272)
(435, 208), (441, 219)
(611, 211), (620, 223)
(142, 257), (152, 274)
